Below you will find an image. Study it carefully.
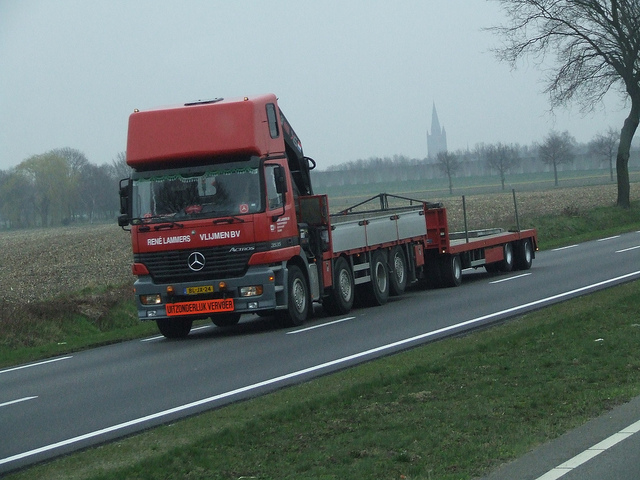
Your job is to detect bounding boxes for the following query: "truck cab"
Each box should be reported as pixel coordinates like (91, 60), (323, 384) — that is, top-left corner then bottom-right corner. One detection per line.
(119, 94), (321, 338)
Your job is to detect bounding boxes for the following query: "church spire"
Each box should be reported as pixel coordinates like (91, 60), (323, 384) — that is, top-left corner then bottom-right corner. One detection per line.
(427, 102), (447, 158)
(430, 102), (441, 136)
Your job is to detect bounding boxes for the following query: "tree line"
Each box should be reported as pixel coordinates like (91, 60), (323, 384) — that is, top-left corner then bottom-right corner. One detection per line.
(320, 128), (626, 194)
(0, 148), (130, 229)
(440, 129), (621, 193)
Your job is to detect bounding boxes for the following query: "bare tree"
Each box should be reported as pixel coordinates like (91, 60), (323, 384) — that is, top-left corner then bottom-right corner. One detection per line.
(435, 151), (461, 194)
(78, 163), (118, 222)
(51, 147), (89, 172)
(491, 0), (640, 208)
(537, 130), (576, 186)
(589, 127), (619, 181)
(111, 151), (131, 180)
(480, 143), (521, 190)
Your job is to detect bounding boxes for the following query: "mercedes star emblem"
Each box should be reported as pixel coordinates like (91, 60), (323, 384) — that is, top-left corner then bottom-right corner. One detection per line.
(187, 251), (205, 271)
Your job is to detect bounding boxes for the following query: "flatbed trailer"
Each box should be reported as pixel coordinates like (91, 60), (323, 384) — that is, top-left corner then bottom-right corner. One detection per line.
(298, 192), (537, 316)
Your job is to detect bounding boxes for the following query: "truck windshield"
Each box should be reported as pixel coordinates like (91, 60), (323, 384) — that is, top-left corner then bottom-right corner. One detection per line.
(132, 165), (262, 222)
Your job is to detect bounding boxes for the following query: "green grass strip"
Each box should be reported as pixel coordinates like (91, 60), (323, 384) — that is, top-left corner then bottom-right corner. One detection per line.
(7, 280), (640, 480)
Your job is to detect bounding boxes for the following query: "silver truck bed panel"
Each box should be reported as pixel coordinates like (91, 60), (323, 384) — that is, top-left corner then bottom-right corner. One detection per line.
(331, 208), (426, 253)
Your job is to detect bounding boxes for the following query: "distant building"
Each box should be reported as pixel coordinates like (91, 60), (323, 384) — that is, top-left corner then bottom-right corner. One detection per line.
(427, 103), (447, 158)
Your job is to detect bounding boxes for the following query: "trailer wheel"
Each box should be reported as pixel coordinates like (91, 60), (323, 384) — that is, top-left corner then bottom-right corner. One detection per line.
(156, 318), (192, 339)
(362, 250), (389, 306)
(499, 242), (514, 272)
(279, 265), (309, 327)
(484, 262), (499, 273)
(389, 246), (407, 296)
(514, 239), (533, 270)
(421, 255), (442, 289)
(212, 312), (241, 327)
(324, 256), (354, 316)
(440, 254), (462, 287)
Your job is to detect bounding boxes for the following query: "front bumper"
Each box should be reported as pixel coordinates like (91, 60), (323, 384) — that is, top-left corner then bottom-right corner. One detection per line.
(133, 264), (283, 321)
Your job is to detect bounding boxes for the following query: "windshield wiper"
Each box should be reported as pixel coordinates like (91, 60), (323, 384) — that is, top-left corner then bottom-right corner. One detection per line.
(213, 216), (245, 225)
(130, 215), (184, 231)
(154, 220), (184, 230)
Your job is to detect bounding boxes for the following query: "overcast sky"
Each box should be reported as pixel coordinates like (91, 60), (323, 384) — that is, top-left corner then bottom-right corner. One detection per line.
(0, 0), (631, 171)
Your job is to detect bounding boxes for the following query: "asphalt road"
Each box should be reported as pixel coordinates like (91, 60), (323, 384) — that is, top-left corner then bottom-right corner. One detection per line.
(1, 231), (639, 475)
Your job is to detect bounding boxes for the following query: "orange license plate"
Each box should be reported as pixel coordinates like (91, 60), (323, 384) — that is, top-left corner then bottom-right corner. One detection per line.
(166, 298), (234, 316)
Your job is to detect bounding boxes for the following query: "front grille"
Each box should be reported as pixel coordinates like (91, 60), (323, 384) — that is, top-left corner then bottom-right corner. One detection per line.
(135, 243), (269, 283)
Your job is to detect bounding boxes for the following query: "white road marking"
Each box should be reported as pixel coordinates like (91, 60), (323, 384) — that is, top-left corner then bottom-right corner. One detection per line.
(597, 235), (621, 242)
(0, 397), (38, 408)
(0, 357), (73, 376)
(3, 270), (640, 468)
(141, 324), (212, 342)
(191, 325), (211, 332)
(141, 335), (164, 343)
(490, 273), (532, 284)
(616, 245), (640, 253)
(535, 418), (640, 480)
(552, 245), (579, 251)
(287, 317), (356, 334)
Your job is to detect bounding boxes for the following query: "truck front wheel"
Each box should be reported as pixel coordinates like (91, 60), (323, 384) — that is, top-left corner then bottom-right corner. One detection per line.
(212, 313), (241, 327)
(156, 318), (192, 339)
(279, 265), (309, 327)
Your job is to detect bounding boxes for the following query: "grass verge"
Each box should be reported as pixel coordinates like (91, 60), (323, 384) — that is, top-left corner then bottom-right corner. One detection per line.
(0, 286), (157, 368)
(527, 201), (640, 249)
(6, 280), (640, 480)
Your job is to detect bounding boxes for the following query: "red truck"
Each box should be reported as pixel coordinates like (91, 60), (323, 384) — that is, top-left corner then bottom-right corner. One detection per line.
(118, 94), (537, 338)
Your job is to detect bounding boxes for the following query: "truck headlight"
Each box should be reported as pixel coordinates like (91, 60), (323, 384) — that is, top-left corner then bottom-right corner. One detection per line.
(239, 285), (263, 297)
(140, 294), (162, 305)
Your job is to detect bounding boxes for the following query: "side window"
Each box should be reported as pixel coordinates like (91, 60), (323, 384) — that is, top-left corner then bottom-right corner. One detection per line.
(266, 103), (279, 139)
(265, 165), (284, 209)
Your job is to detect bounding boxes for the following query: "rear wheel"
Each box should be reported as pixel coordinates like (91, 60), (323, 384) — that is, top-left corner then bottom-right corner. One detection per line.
(279, 265), (309, 327)
(484, 262), (499, 273)
(514, 239), (533, 270)
(498, 242), (514, 272)
(389, 246), (408, 296)
(421, 255), (442, 288)
(361, 250), (389, 306)
(440, 254), (462, 287)
(324, 256), (354, 316)
(212, 312), (241, 327)
(156, 318), (192, 339)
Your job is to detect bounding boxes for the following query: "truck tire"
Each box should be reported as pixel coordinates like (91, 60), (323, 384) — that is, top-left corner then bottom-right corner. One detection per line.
(484, 262), (499, 273)
(361, 250), (389, 306)
(323, 256), (354, 316)
(212, 312), (241, 327)
(156, 318), (192, 339)
(421, 255), (443, 289)
(499, 242), (515, 272)
(514, 239), (533, 270)
(389, 246), (407, 296)
(279, 265), (309, 327)
(440, 254), (462, 287)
